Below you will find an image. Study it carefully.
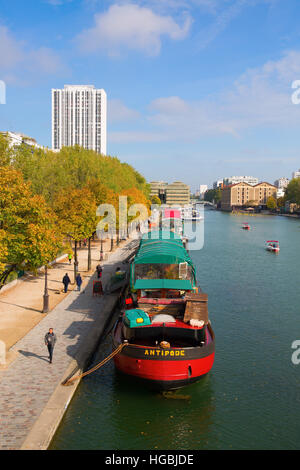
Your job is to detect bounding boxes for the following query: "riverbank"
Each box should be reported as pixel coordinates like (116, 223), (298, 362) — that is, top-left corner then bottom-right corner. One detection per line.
(221, 208), (300, 218)
(0, 237), (138, 450)
(0, 237), (113, 358)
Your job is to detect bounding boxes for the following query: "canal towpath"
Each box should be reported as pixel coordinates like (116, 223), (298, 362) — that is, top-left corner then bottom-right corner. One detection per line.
(0, 237), (139, 450)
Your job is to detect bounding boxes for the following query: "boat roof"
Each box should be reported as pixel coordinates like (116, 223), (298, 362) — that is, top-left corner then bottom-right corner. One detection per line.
(131, 230), (196, 290)
(141, 230), (181, 241)
(136, 230), (192, 265)
(134, 279), (194, 290)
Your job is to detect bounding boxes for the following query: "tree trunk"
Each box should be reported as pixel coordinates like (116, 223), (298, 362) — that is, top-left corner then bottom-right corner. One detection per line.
(88, 237), (92, 271)
(74, 240), (78, 282)
(43, 265), (49, 313)
(0, 265), (16, 291)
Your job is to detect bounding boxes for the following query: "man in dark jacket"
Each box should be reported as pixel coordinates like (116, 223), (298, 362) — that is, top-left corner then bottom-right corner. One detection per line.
(62, 273), (71, 293)
(44, 328), (57, 364)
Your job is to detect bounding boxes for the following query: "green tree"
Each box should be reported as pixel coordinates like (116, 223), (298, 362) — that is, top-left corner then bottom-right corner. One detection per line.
(266, 196), (277, 210)
(0, 133), (13, 166)
(150, 195), (162, 206)
(285, 178), (300, 205)
(204, 188), (222, 203)
(10, 144), (150, 205)
(53, 187), (98, 277)
(277, 196), (285, 208)
(0, 167), (63, 289)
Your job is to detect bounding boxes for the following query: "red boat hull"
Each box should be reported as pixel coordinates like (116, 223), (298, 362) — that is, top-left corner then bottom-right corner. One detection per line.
(113, 322), (215, 390)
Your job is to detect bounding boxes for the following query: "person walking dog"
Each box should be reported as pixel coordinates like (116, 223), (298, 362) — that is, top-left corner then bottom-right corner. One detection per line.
(44, 328), (57, 364)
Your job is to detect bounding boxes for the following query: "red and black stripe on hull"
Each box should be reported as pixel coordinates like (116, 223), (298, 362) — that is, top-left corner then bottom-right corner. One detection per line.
(113, 324), (215, 390)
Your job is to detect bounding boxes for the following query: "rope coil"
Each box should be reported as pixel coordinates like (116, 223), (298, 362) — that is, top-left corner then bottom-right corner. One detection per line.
(62, 342), (129, 386)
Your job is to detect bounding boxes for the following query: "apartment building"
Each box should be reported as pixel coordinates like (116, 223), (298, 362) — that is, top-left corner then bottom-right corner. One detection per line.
(52, 85), (107, 155)
(0, 131), (45, 150)
(292, 169), (300, 179)
(150, 181), (190, 206)
(221, 182), (277, 211)
(223, 175), (259, 186)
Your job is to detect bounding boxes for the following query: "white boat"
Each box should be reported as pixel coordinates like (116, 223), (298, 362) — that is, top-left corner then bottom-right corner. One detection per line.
(266, 240), (280, 253)
(181, 208), (203, 221)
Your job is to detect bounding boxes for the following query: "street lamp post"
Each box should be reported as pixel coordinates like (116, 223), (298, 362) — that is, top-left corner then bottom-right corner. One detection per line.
(74, 240), (78, 283)
(110, 234), (114, 252)
(100, 236), (104, 261)
(43, 265), (49, 313)
(88, 237), (92, 271)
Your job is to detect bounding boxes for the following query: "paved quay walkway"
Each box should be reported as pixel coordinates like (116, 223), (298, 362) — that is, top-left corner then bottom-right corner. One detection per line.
(0, 238), (139, 450)
(0, 237), (113, 353)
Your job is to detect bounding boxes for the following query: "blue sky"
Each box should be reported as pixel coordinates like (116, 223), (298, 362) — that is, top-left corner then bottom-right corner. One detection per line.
(0, 0), (300, 190)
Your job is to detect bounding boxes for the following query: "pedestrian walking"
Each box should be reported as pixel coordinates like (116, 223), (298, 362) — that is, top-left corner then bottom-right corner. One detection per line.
(76, 273), (83, 291)
(62, 273), (71, 293)
(96, 264), (103, 279)
(68, 253), (72, 264)
(44, 328), (57, 364)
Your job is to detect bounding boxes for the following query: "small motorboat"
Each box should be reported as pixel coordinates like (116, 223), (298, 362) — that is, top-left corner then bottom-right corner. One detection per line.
(266, 240), (280, 253)
(242, 223), (250, 230)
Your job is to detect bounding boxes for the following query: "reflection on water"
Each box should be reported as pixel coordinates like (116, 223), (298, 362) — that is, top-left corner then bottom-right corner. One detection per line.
(50, 211), (300, 450)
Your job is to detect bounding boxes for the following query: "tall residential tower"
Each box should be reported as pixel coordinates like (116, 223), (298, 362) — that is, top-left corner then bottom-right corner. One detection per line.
(52, 85), (107, 155)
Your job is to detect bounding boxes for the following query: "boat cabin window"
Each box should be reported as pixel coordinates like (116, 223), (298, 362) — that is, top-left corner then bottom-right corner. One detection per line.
(135, 263), (193, 282)
(139, 289), (185, 299)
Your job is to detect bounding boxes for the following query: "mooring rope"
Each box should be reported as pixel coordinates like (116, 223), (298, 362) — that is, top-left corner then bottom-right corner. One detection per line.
(62, 342), (129, 386)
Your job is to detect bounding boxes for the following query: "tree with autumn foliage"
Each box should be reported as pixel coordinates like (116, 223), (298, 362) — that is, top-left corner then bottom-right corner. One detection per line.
(0, 229), (8, 277)
(266, 196), (277, 211)
(0, 167), (63, 289)
(120, 187), (151, 232)
(53, 187), (98, 277)
(0, 135), (151, 284)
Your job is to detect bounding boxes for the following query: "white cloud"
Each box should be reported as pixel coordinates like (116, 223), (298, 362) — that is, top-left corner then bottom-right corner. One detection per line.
(150, 96), (190, 114)
(0, 25), (66, 85)
(110, 49), (300, 143)
(109, 130), (170, 143)
(108, 99), (141, 123)
(0, 26), (24, 70)
(77, 3), (192, 56)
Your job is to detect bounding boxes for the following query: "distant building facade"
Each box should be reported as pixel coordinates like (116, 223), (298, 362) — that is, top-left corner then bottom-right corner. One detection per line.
(276, 188), (285, 198)
(0, 131), (45, 150)
(213, 180), (223, 189)
(221, 182), (277, 211)
(150, 181), (167, 204)
(292, 169), (300, 179)
(52, 85), (107, 155)
(274, 177), (289, 199)
(223, 175), (259, 186)
(150, 181), (190, 206)
(274, 177), (289, 189)
(199, 185), (208, 200)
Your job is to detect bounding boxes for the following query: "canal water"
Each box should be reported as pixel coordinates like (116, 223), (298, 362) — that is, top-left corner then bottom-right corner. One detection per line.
(50, 210), (300, 450)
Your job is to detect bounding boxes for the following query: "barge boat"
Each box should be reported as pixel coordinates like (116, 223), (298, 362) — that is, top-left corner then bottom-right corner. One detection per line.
(113, 230), (215, 390)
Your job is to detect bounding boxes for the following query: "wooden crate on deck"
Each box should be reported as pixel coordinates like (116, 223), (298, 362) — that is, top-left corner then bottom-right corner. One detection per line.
(183, 292), (208, 324)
